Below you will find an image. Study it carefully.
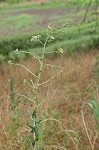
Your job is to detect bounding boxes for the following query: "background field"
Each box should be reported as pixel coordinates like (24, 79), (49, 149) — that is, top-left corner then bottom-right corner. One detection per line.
(0, 0), (99, 150)
(0, 0), (99, 62)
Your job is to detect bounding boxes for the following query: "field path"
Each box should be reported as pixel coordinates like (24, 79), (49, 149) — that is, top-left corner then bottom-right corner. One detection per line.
(0, 5), (99, 36)
(11, 6), (99, 26)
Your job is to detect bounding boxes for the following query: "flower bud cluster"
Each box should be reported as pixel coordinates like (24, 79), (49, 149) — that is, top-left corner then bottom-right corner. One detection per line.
(15, 48), (20, 54)
(31, 35), (41, 41)
(59, 48), (64, 53)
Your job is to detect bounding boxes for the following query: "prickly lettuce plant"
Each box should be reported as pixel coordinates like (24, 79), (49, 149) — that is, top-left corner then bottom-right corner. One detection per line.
(8, 22), (77, 150)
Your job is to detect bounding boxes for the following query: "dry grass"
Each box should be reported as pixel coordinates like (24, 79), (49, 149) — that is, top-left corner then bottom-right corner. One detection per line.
(0, 50), (99, 150)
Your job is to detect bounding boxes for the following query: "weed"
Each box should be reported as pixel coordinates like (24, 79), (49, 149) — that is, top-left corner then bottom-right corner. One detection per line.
(8, 23), (78, 149)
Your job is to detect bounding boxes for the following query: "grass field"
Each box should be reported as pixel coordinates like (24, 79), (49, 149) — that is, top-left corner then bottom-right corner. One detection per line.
(0, 0), (99, 150)
(0, 51), (99, 149)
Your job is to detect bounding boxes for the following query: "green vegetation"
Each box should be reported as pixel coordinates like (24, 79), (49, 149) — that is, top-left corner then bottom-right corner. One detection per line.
(0, 0), (99, 63)
(0, 0), (97, 10)
(0, 19), (99, 62)
(0, 14), (39, 30)
(6, 0), (21, 3)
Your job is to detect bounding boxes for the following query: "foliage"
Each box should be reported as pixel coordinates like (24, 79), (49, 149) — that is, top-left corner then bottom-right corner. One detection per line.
(0, 14), (38, 30)
(87, 94), (99, 130)
(0, 54), (6, 63)
(6, 0), (22, 3)
(0, 18), (99, 61)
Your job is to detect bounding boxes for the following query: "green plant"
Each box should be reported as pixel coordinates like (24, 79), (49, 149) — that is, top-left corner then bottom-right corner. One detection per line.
(90, 94), (99, 130)
(8, 23), (78, 149)
(6, 0), (22, 4)
(81, 93), (99, 150)
(10, 77), (15, 112)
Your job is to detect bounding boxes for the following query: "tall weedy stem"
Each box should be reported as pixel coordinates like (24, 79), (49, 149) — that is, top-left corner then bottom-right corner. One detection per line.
(9, 77), (16, 116)
(31, 32), (53, 150)
(8, 22), (72, 150)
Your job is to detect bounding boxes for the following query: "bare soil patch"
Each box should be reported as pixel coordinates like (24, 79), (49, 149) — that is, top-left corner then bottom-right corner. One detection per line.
(0, 5), (98, 36)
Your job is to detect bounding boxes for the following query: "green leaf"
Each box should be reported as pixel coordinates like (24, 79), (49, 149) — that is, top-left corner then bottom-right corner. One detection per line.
(38, 122), (44, 147)
(88, 94), (99, 130)
(38, 114), (46, 148)
(26, 121), (34, 133)
(32, 141), (35, 148)
(32, 109), (36, 119)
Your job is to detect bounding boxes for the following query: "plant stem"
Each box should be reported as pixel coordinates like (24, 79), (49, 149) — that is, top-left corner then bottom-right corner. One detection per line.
(32, 33), (50, 149)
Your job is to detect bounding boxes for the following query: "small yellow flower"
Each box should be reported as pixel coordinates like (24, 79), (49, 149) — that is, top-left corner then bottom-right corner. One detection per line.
(8, 60), (12, 64)
(15, 48), (18, 52)
(48, 25), (51, 29)
(15, 48), (19, 54)
(31, 35), (41, 41)
(37, 35), (41, 38)
(31, 36), (38, 41)
(50, 36), (55, 40)
(59, 48), (64, 53)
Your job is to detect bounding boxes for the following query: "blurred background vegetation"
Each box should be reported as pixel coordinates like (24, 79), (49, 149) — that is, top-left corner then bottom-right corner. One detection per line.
(0, 0), (99, 62)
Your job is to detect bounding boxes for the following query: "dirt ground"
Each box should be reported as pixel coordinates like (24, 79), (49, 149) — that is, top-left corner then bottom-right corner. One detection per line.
(0, 0), (99, 36)
(0, 3), (99, 37)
